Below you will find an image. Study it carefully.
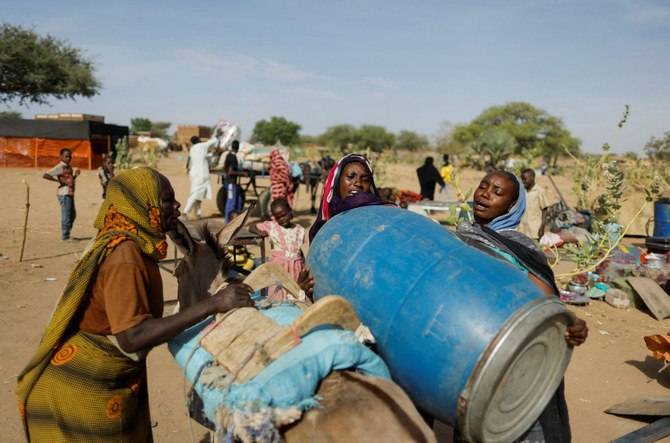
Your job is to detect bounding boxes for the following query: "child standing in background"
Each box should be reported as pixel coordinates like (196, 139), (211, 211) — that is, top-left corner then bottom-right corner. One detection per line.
(249, 197), (305, 301)
(43, 148), (80, 241)
(438, 154), (453, 201)
(98, 155), (115, 199)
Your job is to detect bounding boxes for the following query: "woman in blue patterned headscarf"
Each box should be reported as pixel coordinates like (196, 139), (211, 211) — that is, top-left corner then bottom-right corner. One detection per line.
(456, 171), (587, 442)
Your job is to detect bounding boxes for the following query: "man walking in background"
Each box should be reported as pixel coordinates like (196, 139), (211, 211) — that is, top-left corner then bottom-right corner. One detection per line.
(518, 168), (550, 240)
(183, 134), (220, 219)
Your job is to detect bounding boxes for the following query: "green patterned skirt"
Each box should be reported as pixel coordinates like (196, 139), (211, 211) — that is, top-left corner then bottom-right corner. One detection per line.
(21, 330), (152, 442)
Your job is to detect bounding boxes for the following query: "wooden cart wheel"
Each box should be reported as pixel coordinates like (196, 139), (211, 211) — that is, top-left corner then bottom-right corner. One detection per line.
(216, 185), (246, 216)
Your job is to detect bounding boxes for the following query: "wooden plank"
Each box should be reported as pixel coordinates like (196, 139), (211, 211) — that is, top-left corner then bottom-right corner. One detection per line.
(263, 295), (361, 361)
(200, 307), (283, 382)
(627, 277), (670, 320)
(605, 396), (670, 416)
(610, 416), (670, 443)
(200, 295), (361, 384)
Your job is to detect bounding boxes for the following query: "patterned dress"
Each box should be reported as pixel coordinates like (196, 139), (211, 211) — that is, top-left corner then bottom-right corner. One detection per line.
(17, 167), (168, 442)
(255, 221), (305, 300)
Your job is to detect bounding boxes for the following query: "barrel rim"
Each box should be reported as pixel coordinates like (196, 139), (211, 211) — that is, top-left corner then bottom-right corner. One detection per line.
(457, 296), (574, 443)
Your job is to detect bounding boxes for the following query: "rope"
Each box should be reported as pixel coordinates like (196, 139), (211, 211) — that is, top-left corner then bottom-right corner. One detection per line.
(180, 285), (310, 441)
(181, 308), (240, 443)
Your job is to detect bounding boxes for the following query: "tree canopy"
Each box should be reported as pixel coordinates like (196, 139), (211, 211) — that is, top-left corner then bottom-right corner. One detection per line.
(250, 116), (301, 146)
(0, 111), (22, 119)
(644, 130), (670, 162)
(0, 23), (101, 105)
(395, 130), (429, 152)
(317, 124), (357, 152)
(466, 128), (518, 170)
(453, 102), (580, 166)
(317, 124), (395, 153)
(130, 117), (152, 133)
(129, 117), (171, 138)
(355, 125), (396, 153)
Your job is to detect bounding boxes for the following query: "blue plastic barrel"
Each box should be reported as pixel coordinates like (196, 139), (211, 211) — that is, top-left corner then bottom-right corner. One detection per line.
(653, 197), (670, 238)
(307, 206), (574, 442)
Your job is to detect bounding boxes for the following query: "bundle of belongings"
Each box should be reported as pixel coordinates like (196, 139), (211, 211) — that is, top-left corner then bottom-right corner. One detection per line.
(390, 187), (423, 203)
(214, 141), (289, 173)
(168, 297), (390, 442)
(644, 333), (670, 375)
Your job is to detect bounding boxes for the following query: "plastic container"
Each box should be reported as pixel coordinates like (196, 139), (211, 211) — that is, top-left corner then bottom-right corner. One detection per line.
(646, 236), (670, 252)
(651, 197), (670, 238)
(642, 252), (668, 268)
(307, 206), (574, 443)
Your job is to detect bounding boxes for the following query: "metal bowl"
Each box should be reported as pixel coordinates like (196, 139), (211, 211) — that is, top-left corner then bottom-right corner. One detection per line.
(644, 253), (668, 268)
(568, 282), (587, 295)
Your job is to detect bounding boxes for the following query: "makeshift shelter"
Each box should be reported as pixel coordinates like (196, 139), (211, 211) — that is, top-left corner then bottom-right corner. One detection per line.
(0, 119), (128, 170)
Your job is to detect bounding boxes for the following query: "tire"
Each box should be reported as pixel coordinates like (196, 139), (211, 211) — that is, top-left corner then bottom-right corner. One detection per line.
(215, 185), (246, 216)
(216, 186), (227, 215)
(258, 189), (272, 221)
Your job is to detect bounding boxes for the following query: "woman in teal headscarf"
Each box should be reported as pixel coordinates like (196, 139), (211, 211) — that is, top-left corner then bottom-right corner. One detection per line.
(457, 171), (587, 442)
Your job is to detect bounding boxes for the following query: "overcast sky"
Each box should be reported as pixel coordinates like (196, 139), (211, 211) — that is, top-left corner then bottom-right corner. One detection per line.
(2, 0), (669, 154)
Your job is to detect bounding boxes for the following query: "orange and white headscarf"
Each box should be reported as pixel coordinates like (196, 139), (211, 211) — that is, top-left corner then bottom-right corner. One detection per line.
(269, 149), (293, 208)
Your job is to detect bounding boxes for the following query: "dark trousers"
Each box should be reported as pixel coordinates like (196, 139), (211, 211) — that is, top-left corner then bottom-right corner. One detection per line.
(225, 183), (241, 223)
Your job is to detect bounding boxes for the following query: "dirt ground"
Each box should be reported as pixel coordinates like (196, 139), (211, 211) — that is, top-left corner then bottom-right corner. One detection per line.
(1, 152), (669, 442)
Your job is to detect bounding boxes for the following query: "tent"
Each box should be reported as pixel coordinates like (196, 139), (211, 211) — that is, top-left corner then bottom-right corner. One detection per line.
(0, 119), (128, 170)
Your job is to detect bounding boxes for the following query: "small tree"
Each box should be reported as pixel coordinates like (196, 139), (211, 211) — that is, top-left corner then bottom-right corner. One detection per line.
(395, 130), (429, 151)
(250, 116), (301, 146)
(317, 124), (357, 152)
(130, 117), (152, 134)
(466, 129), (517, 170)
(0, 23), (100, 105)
(644, 131), (670, 162)
(0, 110), (21, 119)
(353, 125), (395, 153)
(453, 102), (580, 166)
(150, 121), (171, 139)
(553, 105), (662, 281)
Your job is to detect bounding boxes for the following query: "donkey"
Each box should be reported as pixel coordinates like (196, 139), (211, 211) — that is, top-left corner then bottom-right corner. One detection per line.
(168, 210), (436, 442)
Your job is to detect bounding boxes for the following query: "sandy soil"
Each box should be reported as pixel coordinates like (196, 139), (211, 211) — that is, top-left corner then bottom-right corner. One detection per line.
(1, 152), (668, 442)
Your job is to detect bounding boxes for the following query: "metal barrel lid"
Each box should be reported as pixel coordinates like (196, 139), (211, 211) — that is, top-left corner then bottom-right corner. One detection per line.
(457, 296), (574, 443)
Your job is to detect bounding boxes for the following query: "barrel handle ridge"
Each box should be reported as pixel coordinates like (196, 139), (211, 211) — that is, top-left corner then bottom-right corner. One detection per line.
(645, 217), (654, 238)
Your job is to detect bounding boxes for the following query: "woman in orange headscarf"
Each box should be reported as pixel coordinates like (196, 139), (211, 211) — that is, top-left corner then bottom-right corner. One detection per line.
(17, 167), (253, 442)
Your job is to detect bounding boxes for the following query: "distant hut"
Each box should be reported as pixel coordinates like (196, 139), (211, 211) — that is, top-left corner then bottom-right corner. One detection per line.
(0, 114), (128, 170)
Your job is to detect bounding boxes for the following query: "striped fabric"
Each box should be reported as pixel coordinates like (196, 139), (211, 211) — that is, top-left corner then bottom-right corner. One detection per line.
(17, 167), (168, 441)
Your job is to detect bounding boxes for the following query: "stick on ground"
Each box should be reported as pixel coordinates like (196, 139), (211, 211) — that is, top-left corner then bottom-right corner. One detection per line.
(19, 180), (30, 262)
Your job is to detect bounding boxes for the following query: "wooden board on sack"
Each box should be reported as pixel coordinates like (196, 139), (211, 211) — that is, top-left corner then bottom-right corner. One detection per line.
(200, 295), (361, 384)
(626, 277), (670, 320)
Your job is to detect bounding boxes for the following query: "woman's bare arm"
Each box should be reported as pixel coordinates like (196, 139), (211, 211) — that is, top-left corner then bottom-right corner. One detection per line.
(528, 273), (588, 346)
(115, 283), (254, 353)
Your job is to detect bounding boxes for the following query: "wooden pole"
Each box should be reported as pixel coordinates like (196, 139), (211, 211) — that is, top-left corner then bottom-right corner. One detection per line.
(19, 181), (30, 262)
